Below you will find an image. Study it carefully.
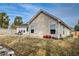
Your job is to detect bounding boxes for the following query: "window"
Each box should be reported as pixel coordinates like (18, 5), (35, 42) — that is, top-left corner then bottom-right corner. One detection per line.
(50, 24), (55, 29)
(31, 29), (34, 33)
(50, 29), (55, 34)
(50, 24), (56, 34)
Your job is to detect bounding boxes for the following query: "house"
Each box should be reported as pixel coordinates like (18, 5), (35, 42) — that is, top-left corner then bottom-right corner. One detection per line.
(16, 24), (28, 35)
(17, 10), (71, 38)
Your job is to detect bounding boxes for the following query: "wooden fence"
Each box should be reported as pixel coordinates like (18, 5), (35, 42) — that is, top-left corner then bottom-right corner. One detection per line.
(71, 31), (79, 38)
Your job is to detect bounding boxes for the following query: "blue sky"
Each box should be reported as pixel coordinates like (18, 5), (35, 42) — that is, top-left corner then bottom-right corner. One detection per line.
(0, 3), (79, 28)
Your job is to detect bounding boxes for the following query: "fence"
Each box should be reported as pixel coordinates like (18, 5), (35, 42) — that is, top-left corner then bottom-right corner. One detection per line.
(71, 31), (79, 38)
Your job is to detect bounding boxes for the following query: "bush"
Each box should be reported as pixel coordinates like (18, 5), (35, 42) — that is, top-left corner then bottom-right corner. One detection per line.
(43, 35), (51, 38)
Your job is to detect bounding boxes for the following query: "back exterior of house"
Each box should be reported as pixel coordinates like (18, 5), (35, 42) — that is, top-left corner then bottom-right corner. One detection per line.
(17, 10), (71, 39)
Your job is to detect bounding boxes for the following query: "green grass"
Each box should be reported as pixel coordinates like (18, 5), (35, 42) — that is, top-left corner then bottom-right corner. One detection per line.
(0, 36), (79, 56)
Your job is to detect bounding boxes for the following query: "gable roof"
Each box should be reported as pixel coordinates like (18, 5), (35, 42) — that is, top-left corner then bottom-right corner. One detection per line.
(27, 9), (72, 30)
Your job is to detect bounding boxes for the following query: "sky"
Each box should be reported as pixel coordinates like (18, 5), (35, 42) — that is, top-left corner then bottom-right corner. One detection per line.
(0, 3), (79, 28)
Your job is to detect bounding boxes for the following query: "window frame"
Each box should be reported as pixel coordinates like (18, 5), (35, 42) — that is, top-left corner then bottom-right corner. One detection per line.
(50, 24), (56, 34)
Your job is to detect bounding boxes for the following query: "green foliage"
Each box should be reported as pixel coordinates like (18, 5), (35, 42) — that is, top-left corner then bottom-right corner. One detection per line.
(14, 16), (23, 26)
(74, 24), (79, 31)
(0, 12), (9, 28)
(11, 16), (23, 29)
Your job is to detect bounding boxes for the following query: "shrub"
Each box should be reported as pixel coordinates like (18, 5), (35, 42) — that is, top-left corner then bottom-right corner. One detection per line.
(43, 35), (52, 39)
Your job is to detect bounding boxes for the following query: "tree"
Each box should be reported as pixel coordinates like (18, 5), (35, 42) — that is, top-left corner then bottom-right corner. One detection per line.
(11, 16), (23, 29)
(74, 20), (79, 31)
(0, 12), (10, 28)
(74, 24), (79, 31)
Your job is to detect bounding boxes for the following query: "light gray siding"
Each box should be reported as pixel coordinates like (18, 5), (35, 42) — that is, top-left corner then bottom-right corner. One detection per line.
(28, 13), (59, 38)
(57, 23), (71, 38)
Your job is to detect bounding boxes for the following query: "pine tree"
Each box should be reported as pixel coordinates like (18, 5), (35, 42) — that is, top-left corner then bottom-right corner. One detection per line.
(11, 16), (23, 29)
(74, 20), (79, 31)
(0, 12), (9, 28)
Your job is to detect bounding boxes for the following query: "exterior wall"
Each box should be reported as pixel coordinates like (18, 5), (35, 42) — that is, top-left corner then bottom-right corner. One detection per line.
(57, 23), (71, 38)
(28, 13), (59, 38)
(64, 27), (71, 36)
(16, 27), (27, 34)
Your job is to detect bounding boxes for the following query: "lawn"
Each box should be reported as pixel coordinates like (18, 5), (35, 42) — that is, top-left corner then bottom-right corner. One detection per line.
(0, 35), (79, 56)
